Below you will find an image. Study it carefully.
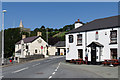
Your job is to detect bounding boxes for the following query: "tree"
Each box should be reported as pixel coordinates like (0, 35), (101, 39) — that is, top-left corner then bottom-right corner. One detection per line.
(4, 28), (21, 58)
(41, 25), (45, 29)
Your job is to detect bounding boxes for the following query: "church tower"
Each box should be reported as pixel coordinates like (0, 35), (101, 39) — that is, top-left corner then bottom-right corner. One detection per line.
(19, 20), (24, 28)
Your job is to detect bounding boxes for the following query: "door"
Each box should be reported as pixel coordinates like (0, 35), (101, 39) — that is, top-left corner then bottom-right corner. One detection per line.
(110, 49), (117, 59)
(91, 47), (96, 64)
(78, 49), (83, 59)
(57, 48), (60, 55)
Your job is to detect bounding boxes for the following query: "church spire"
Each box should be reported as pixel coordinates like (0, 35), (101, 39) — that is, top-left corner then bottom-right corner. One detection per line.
(19, 20), (24, 28)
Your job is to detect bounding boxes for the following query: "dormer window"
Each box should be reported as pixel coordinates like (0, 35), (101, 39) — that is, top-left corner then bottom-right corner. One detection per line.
(77, 34), (82, 46)
(69, 35), (73, 43)
(110, 30), (117, 44)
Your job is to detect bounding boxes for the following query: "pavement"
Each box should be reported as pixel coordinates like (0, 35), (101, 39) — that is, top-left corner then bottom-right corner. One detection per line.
(0, 56), (119, 80)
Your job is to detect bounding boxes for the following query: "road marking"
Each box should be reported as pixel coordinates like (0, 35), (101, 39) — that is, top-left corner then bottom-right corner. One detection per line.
(32, 63), (40, 67)
(45, 60), (51, 62)
(48, 76), (52, 79)
(12, 67), (29, 73)
(55, 69), (57, 72)
(52, 72), (55, 75)
(56, 66), (59, 69)
(59, 62), (61, 66)
(48, 62), (61, 79)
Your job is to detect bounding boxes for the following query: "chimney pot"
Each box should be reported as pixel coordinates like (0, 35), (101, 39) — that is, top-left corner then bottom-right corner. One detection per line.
(78, 19), (80, 22)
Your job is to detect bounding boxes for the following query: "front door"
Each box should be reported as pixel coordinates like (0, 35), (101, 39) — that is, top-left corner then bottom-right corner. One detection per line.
(91, 47), (96, 64)
(78, 49), (83, 59)
(57, 48), (60, 55)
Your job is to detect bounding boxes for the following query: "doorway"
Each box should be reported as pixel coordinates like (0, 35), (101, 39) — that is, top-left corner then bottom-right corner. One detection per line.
(57, 48), (60, 55)
(110, 49), (117, 59)
(91, 46), (96, 64)
(78, 49), (83, 59)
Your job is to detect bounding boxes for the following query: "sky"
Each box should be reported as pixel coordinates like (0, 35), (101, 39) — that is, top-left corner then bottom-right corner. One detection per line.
(2, 2), (118, 30)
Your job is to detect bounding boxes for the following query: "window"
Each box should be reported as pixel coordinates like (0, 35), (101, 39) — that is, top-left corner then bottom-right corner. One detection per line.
(35, 49), (37, 53)
(69, 35), (73, 43)
(26, 45), (28, 49)
(111, 49), (117, 59)
(110, 30), (117, 44)
(77, 34), (82, 45)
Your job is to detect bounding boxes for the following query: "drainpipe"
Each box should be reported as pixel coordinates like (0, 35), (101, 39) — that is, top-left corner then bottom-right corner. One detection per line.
(85, 32), (87, 56)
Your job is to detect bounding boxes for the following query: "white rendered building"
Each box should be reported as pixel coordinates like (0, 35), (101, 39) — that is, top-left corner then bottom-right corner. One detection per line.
(66, 16), (120, 64)
(15, 34), (48, 59)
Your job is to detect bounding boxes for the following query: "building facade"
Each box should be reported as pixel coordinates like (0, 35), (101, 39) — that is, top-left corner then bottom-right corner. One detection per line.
(48, 41), (66, 56)
(66, 16), (120, 64)
(15, 35), (48, 59)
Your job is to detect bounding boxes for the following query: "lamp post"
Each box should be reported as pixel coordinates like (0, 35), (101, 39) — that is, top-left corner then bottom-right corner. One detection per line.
(2, 10), (7, 65)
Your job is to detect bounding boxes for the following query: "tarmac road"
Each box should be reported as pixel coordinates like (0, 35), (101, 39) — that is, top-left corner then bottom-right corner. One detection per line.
(1, 56), (118, 80)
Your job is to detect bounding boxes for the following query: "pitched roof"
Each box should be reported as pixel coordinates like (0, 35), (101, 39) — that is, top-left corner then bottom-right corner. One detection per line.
(66, 15), (120, 34)
(15, 49), (21, 53)
(54, 41), (65, 47)
(87, 42), (104, 47)
(16, 36), (39, 44)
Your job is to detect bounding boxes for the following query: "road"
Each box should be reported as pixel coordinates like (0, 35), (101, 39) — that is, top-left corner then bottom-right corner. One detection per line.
(1, 56), (118, 80)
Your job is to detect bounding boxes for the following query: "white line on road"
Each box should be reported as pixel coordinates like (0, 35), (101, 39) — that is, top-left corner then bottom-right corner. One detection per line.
(48, 62), (61, 79)
(48, 76), (52, 79)
(52, 72), (55, 75)
(12, 67), (29, 73)
(32, 63), (40, 67)
(45, 60), (51, 62)
(55, 69), (57, 72)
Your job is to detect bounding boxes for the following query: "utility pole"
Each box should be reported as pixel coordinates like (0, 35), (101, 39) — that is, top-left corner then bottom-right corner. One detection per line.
(2, 10), (7, 65)
(46, 28), (48, 43)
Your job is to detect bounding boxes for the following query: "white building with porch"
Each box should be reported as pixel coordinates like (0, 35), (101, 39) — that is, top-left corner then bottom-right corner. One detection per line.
(66, 16), (120, 64)
(15, 33), (48, 60)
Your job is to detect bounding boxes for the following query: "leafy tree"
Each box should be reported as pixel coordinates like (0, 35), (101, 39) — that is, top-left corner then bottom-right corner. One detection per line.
(4, 28), (21, 58)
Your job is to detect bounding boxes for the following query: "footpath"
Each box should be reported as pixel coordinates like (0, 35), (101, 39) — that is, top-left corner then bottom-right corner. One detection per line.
(63, 62), (118, 78)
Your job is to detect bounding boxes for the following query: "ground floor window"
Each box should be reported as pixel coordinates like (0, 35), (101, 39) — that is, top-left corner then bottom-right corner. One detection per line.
(110, 49), (117, 59)
(78, 49), (83, 59)
(35, 49), (37, 53)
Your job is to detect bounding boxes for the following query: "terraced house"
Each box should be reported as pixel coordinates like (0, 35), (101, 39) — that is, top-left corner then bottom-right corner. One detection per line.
(66, 16), (120, 64)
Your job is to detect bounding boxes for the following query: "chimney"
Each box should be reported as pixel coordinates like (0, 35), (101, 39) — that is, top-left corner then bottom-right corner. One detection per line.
(22, 35), (26, 39)
(75, 19), (83, 29)
(37, 32), (42, 36)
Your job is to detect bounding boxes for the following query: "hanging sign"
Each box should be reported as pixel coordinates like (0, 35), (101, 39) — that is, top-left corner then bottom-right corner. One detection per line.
(41, 46), (43, 49)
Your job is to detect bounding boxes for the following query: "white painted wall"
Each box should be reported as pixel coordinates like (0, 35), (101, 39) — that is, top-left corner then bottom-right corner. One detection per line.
(66, 32), (86, 60)
(75, 23), (83, 29)
(60, 48), (65, 55)
(66, 28), (119, 62)
(15, 37), (48, 58)
(48, 46), (57, 55)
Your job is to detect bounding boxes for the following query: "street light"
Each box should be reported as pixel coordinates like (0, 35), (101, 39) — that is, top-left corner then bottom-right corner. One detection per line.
(2, 10), (7, 65)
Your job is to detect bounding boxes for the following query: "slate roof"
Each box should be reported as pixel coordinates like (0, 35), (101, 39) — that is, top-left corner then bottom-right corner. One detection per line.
(54, 41), (66, 47)
(16, 36), (39, 44)
(87, 42), (104, 47)
(66, 15), (120, 34)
